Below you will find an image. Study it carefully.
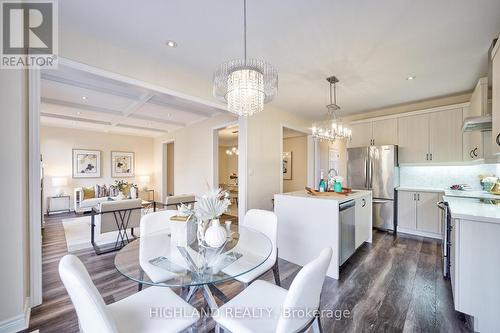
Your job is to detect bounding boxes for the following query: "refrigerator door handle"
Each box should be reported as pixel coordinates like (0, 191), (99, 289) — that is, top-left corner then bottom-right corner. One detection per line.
(370, 158), (374, 189)
(373, 199), (392, 204)
(365, 158), (369, 188)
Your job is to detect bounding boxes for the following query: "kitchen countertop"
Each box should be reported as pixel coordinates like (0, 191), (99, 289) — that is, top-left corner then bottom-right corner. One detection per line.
(443, 196), (500, 224)
(276, 190), (372, 203)
(444, 189), (500, 199)
(397, 186), (444, 193)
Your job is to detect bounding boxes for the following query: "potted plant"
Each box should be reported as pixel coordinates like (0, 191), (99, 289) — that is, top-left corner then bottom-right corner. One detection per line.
(195, 188), (231, 248)
(114, 180), (129, 200)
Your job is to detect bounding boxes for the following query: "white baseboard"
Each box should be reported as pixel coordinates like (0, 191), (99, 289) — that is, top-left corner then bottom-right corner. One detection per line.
(397, 227), (442, 240)
(0, 298), (30, 333)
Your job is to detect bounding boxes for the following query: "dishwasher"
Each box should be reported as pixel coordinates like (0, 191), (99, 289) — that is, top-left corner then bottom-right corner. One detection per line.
(339, 200), (356, 265)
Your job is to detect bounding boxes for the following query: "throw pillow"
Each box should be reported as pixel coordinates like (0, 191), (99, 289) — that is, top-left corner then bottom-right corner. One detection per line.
(82, 187), (95, 200)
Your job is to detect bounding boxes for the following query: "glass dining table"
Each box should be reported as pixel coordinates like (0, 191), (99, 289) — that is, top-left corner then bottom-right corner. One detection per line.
(114, 225), (272, 310)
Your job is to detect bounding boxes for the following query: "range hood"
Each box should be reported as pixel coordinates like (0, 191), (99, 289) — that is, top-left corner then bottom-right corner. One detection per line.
(462, 114), (492, 132)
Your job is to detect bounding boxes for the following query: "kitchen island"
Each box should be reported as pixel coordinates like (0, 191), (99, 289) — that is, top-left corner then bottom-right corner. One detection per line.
(443, 196), (500, 333)
(274, 190), (372, 279)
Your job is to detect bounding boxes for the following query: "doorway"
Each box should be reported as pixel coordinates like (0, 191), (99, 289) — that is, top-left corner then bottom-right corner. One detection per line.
(162, 141), (175, 200)
(281, 127), (309, 193)
(216, 124), (239, 217)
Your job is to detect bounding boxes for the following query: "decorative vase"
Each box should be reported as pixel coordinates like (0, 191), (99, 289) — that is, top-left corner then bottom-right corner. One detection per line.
(204, 219), (227, 248)
(116, 191), (125, 200)
(130, 186), (137, 199)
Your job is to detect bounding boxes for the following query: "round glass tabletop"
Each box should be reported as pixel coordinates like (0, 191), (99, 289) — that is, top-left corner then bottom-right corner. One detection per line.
(114, 225), (272, 288)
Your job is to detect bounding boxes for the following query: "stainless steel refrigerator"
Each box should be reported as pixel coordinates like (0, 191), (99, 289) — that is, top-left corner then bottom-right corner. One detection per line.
(346, 145), (399, 231)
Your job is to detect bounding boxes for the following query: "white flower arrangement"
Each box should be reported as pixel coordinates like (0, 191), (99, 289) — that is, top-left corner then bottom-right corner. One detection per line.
(195, 188), (231, 221)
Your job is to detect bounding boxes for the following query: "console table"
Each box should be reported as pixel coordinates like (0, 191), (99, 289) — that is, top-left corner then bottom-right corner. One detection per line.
(47, 195), (71, 215)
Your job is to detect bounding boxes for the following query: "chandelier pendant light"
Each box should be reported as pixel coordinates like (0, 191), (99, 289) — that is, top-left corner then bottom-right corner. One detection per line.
(213, 0), (278, 116)
(312, 76), (352, 142)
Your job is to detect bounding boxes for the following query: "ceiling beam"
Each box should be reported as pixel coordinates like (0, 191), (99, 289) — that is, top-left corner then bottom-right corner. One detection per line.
(123, 93), (154, 117)
(148, 98), (220, 118)
(41, 73), (141, 100)
(42, 97), (185, 128)
(41, 97), (123, 115)
(40, 112), (112, 125)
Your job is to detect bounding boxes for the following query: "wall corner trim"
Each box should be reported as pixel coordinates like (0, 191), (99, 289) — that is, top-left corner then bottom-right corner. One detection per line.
(0, 297), (31, 333)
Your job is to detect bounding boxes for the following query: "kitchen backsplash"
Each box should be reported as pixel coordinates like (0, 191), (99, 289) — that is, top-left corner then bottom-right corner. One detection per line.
(399, 164), (500, 190)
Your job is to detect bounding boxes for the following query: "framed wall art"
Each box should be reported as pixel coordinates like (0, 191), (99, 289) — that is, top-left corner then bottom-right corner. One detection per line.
(282, 151), (292, 180)
(111, 151), (135, 178)
(72, 149), (101, 178)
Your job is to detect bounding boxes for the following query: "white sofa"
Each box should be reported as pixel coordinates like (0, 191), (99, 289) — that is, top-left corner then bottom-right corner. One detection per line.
(74, 188), (113, 213)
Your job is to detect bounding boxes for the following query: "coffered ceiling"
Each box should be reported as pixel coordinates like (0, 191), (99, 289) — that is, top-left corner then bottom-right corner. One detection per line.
(40, 64), (228, 137)
(58, 0), (500, 119)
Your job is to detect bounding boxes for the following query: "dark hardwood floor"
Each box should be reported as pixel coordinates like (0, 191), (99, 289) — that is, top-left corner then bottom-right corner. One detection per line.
(26, 212), (472, 333)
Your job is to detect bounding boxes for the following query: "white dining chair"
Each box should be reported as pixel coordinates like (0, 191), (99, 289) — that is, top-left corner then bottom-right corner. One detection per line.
(140, 209), (177, 237)
(59, 254), (199, 333)
(222, 209), (280, 286)
(214, 247), (333, 333)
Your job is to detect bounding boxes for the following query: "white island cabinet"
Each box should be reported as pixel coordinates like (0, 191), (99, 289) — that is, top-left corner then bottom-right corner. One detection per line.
(274, 190), (372, 280)
(445, 196), (500, 333)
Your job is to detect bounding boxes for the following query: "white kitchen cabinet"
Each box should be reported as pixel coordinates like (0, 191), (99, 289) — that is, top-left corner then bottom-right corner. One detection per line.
(463, 78), (488, 161)
(492, 37), (500, 155)
(397, 190), (440, 238)
(398, 114), (430, 163)
(355, 195), (372, 249)
(372, 118), (398, 146)
(348, 119), (398, 148)
(398, 109), (463, 163)
(397, 191), (417, 230)
(416, 192), (439, 233)
(429, 108), (463, 162)
(348, 122), (372, 147)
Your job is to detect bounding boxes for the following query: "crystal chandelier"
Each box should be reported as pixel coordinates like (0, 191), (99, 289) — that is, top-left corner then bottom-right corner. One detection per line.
(312, 76), (351, 142)
(213, 0), (278, 116)
(225, 147), (239, 155)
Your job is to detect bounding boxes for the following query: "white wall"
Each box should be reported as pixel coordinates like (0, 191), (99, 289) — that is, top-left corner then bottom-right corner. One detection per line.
(0, 70), (29, 331)
(153, 113), (237, 201)
(283, 136), (307, 192)
(246, 106), (312, 210)
(41, 126), (155, 210)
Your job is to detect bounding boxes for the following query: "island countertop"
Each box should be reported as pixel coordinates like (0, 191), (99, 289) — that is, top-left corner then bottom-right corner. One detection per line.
(276, 189), (372, 203)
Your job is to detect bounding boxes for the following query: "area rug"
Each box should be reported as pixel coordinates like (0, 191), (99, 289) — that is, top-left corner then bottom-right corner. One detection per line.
(62, 215), (134, 252)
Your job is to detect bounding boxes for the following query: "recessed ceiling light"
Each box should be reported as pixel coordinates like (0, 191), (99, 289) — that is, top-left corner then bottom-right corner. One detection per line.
(166, 40), (178, 48)
(406, 76), (416, 81)
(77, 111), (82, 115)
(82, 96), (87, 100)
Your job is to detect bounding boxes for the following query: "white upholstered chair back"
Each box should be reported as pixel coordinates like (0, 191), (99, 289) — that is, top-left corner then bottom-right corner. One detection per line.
(140, 210), (177, 237)
(59, 255), (118, 333)
(276, 247), (333, 333)
(99, 199), (142, 233)
(164, 194), (195, 210)
(241, 209), (278, 261)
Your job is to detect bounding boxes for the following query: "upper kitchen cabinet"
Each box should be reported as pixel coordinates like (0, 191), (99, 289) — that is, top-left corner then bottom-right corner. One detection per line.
(463, 78), (488, 161)
(492, 36), (500, 155)
(372, 118), (398, 146)
(398, 108), (463, 163)
(429, 108), (463, 162)
(348, 122), (372, 147)
(398, 113), (430, 163)
(348, 118), (398, 148)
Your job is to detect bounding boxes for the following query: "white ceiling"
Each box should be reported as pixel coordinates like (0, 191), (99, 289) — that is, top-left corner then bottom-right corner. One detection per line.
(58, 0), (500, 119)
(40, 64), (229, 137)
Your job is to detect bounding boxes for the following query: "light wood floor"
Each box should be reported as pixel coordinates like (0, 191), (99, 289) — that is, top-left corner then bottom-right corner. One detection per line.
(25, 212), (472, 333)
